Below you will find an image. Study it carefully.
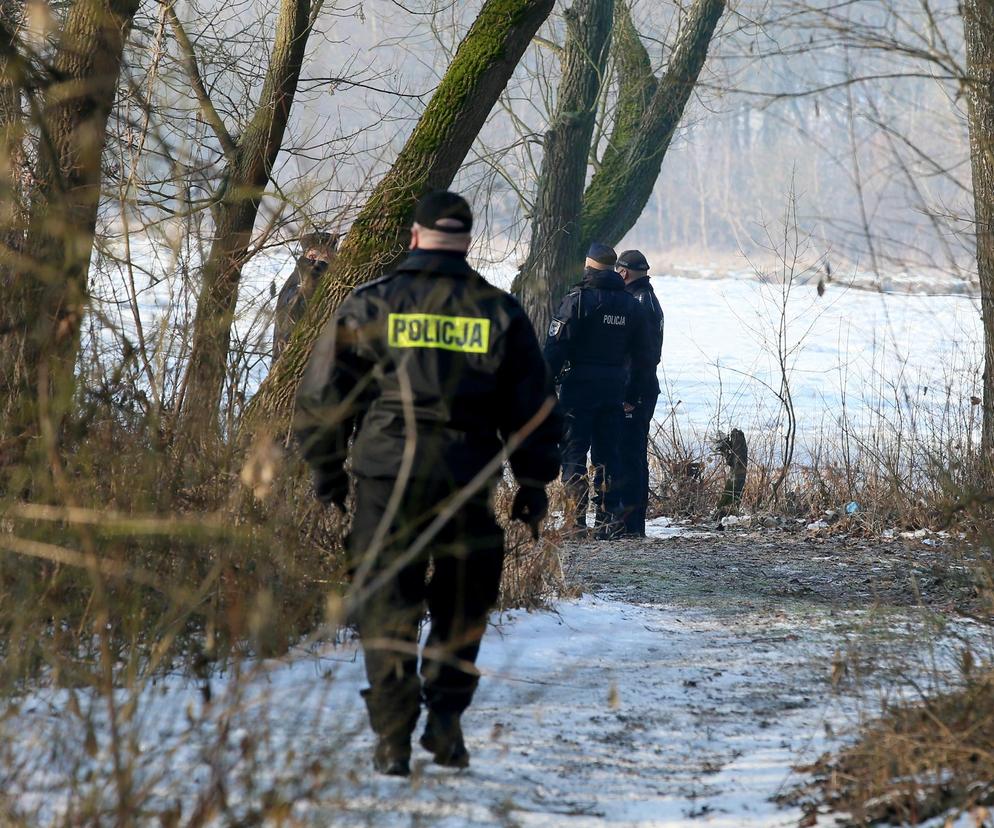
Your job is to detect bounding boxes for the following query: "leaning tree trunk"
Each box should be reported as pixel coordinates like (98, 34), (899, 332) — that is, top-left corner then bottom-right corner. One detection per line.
(0, 0), (26, 252)
(513, 0), (724, 331)
(173, 0), (313, 444)
(245, 0), (556, 436)
(964, 0), (994, 467)
(580, 0), (724, 247)
(511, 0), (615, 334)
(0, 0), (140, 458)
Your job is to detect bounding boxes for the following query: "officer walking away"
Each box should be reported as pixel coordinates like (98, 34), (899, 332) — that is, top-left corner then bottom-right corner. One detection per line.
(294, 191), (561, 777)
(544, 243), (654, 538)
(616, 249), (664, 536)
(273, 230), (339, 363)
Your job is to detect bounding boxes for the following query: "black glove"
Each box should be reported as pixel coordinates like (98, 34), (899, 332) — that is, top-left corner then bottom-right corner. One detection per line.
(511, 486), (548, 540)
(314, 470), (348, 509)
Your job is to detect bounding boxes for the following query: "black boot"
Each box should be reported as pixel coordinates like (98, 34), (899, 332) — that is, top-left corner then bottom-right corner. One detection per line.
(594, 519), (623, 540)
(362, 685), (419, 777)
(373, 737), (412, 776)
(420, 710), (470, 768)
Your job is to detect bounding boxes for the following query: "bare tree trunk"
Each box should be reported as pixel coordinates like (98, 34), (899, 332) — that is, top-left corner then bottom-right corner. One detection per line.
(0, 6), (30, 445)
(245, 0), (556, 436)
(0, 0), (140, 457)
(511, 0), (615, 334)
(173, 0), (314, 443)
(0, 0), (26, 248)
(964, 0), (994, 466)
(513, 0), (724, 331)
(580, 0), (724, 247)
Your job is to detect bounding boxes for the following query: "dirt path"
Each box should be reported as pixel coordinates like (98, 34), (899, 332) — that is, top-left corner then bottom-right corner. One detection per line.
(564, 519), (983, 614)
(6, 521), (991, 827)
(303, 524), (990, 826)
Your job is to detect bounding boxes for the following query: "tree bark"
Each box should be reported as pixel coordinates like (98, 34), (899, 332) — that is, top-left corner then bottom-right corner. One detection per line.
(0, 0), (26, 248)
(173, 0), (314, 443)
(0, 0), (140, 453)
(511, 0), (615, 334)
(245, 0), (556, 436)
(964, 0), (994, 466)
(598, 1), (656, 175)
(513, 0), (724, 330)
(0, 7), (30, 442)
(581, 0), (724, 247)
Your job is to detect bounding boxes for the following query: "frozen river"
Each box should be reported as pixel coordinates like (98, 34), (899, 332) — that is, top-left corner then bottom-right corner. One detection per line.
(641, 273), (982, 448)
(93, 248), (984, 453)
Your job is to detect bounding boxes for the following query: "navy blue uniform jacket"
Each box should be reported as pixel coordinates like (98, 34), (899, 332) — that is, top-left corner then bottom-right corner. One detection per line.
(543, 268), (656, 410)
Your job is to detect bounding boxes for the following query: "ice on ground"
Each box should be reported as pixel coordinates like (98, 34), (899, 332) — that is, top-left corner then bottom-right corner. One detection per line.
(645, 516), (716, 540)
(4, 594), (987, 826)
(645, 516), (682, 539)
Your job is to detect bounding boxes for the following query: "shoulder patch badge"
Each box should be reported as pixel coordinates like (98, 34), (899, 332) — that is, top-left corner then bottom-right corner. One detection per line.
(548, 319), (564, 338)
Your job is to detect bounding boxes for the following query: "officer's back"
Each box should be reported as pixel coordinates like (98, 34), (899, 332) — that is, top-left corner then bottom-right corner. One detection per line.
(544, 244), (650, 409)
(297, 203), (560, 489)
(346, 253), (552, 481)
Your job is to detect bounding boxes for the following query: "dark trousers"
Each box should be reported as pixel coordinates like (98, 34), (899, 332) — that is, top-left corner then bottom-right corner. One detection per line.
(561, 405), (624, 527)
(618, 393), (657, 535)
(347, 476), (504, 744)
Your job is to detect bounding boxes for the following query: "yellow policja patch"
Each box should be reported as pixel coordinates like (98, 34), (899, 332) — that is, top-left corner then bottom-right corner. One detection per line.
(387, 313), (491, 354)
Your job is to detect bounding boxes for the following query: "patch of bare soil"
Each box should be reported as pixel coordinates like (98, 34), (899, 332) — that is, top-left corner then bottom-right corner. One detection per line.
(561, 522), (988, 616)
(558, 521), (994, 826)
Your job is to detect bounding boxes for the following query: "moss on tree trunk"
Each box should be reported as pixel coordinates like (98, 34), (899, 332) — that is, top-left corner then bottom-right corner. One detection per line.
(581, 0), (724, 248)
(514, 0), (725, 329)
(511, 0), (616, 335)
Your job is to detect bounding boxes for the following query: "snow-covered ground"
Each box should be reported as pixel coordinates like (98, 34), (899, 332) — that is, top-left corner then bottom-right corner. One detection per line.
(648, 270), (982, 449)
(90, 245), (984, 455)
(5, 524), (991, 826)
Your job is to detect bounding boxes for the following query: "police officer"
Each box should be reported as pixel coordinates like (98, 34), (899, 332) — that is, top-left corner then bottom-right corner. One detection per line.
(294, 191), (561, 777)
(544, 243), (654, 537)
(273, 231), (339, 363)
(616, 249), (663, 536)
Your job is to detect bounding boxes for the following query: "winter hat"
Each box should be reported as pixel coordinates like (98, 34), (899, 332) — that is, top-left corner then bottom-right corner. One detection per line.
(414, 191), (473, 234)
(585, 242), (617, 270)
(300, 231), (339, 256)
(617, 249), (650, 271)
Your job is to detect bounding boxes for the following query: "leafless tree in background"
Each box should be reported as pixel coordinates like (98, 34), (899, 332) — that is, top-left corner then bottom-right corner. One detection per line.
(963, 0), (994, 463)
(763, 0), (992, 466)
(0, 0), (142, 475)
(512, 0), (726, 332)
(165, 0), (316, 443)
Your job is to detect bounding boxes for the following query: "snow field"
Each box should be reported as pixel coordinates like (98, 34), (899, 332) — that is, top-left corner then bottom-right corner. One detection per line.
(5, 580), (989, 826)
(88, 243), (984, 459)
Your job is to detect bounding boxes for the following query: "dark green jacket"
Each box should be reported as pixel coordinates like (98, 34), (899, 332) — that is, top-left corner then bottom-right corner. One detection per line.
(294, 250), (562, 490)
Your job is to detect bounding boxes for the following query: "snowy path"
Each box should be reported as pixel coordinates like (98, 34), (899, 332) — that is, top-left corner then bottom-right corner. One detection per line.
(4, 522), (991, 826)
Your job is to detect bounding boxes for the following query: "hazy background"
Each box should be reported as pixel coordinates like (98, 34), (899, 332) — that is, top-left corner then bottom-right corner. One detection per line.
(103, 0), (975, 281)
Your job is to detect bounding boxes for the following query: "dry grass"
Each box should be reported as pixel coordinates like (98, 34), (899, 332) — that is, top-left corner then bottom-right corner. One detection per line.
(645, 396), (994, 535)
(787, 671), (994, 826)
(495, 480), (578, 610)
